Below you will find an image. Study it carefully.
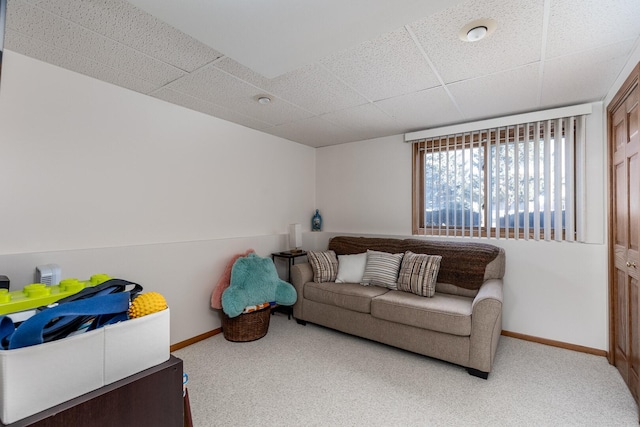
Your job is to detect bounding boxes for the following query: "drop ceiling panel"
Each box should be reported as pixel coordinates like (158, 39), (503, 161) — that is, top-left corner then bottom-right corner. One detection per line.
(166, 65), (314, 126)
(5, 29), (158, 94)
(151, 88), (274, 131)
(448, 63), (540, 120)
(268, 117), (354, 148)
(26, 0), (224, 71)
(546, 0), (640, 59)
(320, 27), (441, 102)
(203, 58), (368, 118)
(263, 64), (371, 115)
(320, 103), (406, 141)
(409, 0), (543, 84)
(212, 57), (274, 91)
(540, 40), (635, 108)
(7, 0), (185, 87)
(375, 87), (463, 131)
(213, 57), (363, 118)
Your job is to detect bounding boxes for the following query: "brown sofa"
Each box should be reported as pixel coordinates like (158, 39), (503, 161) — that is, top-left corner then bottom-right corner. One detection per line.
(291, 236), (506, 379)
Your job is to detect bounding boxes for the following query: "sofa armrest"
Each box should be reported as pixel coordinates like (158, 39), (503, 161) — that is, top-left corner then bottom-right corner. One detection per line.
(469, 279), (503, 374)
(291, 263), (313, 288)
(472, 278), (503, 310)
(291, 263), (313, 319)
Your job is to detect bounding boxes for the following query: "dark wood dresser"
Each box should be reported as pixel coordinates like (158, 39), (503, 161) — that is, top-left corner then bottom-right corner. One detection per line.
(2, 355), (184, 427)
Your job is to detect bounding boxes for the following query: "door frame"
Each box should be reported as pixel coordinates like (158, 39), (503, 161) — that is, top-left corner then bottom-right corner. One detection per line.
(607, 63), (640, 366)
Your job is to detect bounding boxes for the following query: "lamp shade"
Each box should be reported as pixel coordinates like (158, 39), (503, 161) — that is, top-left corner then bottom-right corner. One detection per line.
(288, 223), (302, 250)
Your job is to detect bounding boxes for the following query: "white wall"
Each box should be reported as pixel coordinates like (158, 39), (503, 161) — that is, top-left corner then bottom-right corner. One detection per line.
(316, 104), (609, 350)
(0, 51), (316, 344)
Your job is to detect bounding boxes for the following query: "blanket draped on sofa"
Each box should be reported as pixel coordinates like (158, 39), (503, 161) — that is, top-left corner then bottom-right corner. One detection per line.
(328, 236), (500, 290)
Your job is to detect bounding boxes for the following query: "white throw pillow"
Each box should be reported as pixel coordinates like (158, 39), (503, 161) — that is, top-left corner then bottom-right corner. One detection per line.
(335, 253), (367, 283)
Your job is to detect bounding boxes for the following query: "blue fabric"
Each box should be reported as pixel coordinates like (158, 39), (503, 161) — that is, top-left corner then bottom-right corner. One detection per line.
(0, 316), (15, 349)
(221, 253), (297, 318)
(41, 286), (123, 340)
(2, 292), (130, 350)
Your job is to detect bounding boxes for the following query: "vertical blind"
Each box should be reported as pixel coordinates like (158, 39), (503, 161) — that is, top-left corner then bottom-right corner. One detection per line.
(412, 115), (587, 242)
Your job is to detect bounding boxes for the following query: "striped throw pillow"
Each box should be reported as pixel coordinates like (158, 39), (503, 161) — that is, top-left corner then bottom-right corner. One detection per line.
(307, 250), (339, 283)
(397, 251), (442, 297)
(361, 250), (403, 290)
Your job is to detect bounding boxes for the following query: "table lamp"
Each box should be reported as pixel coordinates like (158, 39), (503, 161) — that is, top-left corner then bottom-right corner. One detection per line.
(289, 223), (302, 253)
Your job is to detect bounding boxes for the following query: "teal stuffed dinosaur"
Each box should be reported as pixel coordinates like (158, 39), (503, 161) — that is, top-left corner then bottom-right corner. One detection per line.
(221, 253), (297, 318)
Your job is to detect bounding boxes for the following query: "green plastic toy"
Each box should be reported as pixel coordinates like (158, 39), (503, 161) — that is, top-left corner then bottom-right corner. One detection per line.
(0, 274), (112, 315)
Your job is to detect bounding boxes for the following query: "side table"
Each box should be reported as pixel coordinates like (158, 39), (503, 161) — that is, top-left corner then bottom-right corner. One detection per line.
(271, 250), (307, 319)
(271, 250), (308, 282)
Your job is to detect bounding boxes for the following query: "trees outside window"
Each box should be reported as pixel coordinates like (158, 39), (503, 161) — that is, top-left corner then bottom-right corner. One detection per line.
(413, 117), (585, 242)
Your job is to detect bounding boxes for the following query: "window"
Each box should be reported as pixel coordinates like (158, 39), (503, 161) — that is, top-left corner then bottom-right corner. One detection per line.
(411, 114), (587, 242)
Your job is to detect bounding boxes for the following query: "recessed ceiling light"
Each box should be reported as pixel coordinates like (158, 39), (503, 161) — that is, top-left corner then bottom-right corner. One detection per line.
(459, 18), (497, 42)
(257, 96), (271, 105)
(466, 26), (488, 42)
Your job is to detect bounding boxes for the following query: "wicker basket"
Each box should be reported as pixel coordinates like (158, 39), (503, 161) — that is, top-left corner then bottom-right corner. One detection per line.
(222, 306), (271, 342)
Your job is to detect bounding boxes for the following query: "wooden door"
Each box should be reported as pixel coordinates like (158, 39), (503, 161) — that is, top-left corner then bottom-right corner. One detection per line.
(609, 63), (640, 404)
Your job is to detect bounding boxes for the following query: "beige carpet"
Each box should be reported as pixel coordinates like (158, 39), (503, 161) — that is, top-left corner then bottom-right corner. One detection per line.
(173, 313), (637, 426)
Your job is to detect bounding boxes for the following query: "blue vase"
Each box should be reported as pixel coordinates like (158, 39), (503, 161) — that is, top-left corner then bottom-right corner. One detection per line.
(312, 209), (322, 231)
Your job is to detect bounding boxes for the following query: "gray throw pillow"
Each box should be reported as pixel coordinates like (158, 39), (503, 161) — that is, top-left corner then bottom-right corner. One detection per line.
(361, 250), (403, 290)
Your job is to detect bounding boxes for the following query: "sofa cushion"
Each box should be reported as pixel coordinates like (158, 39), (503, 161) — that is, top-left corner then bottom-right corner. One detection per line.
(361, 250), (403, 290)
(335, 253), (367, 283)
(304, 282), (389, 313)
(397, 252), (442, 297)
(371, 291), (472, 336)
(307, 250), (339, 283)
